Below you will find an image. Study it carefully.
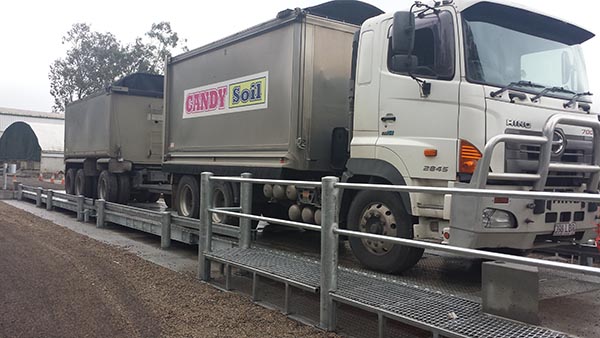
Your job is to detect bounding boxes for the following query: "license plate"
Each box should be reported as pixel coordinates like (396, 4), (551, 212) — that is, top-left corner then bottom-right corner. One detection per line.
(553, 222), (576, 237)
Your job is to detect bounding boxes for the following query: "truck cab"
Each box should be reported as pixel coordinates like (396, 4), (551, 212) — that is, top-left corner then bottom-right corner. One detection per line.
(346, 0), (598, 271)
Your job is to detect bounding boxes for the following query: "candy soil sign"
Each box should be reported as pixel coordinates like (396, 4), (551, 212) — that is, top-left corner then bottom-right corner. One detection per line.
(182, 71), (268, 119)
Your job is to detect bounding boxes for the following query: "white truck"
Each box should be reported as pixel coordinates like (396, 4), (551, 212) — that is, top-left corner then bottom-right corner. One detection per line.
(163, 0), (598, 273)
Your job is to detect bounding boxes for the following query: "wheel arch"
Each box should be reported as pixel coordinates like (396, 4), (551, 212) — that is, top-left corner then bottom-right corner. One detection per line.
(341, 158), (414, 229)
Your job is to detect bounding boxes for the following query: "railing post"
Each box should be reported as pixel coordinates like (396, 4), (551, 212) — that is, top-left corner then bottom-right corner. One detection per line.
(3, 163), (7, 190)
(46, 190), (53, 211)
(161, 211), (172, 249)
(239, 172), (253, 249)
(35, 187), (43, 207)
(76, 195), (85, 221)
(320, 176), (339, 331)
(96, 199), (106, 228)
(17, 184), (23, 200)
(198, 172), (214, 281)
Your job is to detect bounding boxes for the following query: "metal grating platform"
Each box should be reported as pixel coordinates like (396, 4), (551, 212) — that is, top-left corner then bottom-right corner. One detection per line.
(334, 271), (566, 338)
(204, 247), (568, 338)
(206, 247), (321, 292)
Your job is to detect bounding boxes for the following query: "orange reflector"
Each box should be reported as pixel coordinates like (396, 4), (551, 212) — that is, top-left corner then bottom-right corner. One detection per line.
(424, 149), (437, 157)
(459, 139), (482, 174)
(494, 197), (509, 204)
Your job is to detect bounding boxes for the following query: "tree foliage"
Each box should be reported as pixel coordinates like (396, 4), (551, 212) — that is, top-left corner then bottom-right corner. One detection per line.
(49, 22), (186, 112)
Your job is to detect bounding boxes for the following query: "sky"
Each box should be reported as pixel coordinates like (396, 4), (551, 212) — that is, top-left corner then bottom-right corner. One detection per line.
(0, 0), (598, 112)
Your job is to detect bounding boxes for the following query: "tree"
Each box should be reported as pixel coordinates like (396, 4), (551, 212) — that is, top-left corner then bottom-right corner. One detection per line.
(49, 22), (186, 112)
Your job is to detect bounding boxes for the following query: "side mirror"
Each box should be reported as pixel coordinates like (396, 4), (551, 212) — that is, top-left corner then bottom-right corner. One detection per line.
(392, 11), (415, 55)
(561, 51), (572, 85)
(390, 55), (417, 73)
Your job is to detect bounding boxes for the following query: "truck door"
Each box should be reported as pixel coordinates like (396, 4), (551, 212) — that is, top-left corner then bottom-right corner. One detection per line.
(377, 10), (459, 181)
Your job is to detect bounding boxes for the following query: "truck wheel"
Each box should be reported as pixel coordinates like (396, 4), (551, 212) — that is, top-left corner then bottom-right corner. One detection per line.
(97, 170), (118, 202)
(176, 175), (199, 218)
(117, 174), (131, 204)
(212, 181), (235, 225)
(74, 169), (94, 197)
(347, 190), (424, 274)
(65, 168), (76, 195)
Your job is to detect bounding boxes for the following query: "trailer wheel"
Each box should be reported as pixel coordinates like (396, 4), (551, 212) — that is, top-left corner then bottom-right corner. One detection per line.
(176, 175), (199, 218)
(65, 168), (76, 195)
(74, 169), (94, 197)
(347, 190), (424, 273)
(117, 174), (131, 204)
(97, 170), (118, 202)
(212, 181), (236, 225)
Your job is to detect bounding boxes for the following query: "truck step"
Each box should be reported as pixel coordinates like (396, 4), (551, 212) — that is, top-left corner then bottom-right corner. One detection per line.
(204, 247), (567, 338)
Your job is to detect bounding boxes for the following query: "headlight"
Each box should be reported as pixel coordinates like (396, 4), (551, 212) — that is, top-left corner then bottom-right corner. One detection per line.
(482, 208), (517, 228)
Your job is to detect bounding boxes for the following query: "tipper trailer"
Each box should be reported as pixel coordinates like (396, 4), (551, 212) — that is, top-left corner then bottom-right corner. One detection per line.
(65, 73), (170, 204)
(162, 0), (598, 273)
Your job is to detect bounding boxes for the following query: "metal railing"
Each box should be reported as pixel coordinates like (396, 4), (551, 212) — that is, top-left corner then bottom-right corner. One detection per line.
(16, 184), (238, 249)
(15, 176), (600, 332)
(471, 114), (600, 190)
(198, 172), (600, 330)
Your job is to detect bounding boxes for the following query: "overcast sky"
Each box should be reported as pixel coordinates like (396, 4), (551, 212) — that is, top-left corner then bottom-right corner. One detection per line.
(1, 0), (597, 112)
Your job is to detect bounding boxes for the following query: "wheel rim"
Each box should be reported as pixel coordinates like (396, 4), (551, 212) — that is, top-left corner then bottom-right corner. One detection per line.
(75, 177), (83, 196)
(179, 184), (194, 217)
(358, 202), (398, 255)
(212, 189), (226, 223)
(98, 179), (107, 200)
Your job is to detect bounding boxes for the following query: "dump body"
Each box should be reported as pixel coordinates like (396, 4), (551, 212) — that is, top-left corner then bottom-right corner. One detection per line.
(65, 74), (163, 166)
(163, 11), (357, 177)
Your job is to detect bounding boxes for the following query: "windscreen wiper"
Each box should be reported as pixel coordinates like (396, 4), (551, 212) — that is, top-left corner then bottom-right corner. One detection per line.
(490, 81), (546, 98)
(531, 86), (576, 102)
(563, 91), (593, 108)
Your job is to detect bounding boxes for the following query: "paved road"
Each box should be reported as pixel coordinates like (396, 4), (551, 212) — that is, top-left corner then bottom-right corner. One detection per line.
(0, 202), (337, 338)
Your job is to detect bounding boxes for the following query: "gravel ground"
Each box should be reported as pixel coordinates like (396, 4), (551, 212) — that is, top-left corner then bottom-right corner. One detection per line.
(0, 202), (338, 338)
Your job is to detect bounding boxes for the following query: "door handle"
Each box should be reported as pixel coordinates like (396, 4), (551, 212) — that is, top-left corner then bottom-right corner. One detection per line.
(381, 115), (396, 122)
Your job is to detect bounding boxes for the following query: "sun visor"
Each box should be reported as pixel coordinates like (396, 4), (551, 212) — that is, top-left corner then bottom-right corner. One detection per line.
(462, 2), (594, 45)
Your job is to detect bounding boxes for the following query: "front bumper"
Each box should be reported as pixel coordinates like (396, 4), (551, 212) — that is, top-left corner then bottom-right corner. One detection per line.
(448, 185), (597, 249)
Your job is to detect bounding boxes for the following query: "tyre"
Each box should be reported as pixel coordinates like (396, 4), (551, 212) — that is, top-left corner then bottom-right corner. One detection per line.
(176, 175), (199, 218)
(212, 181), (236, 225)
(97, 170), (118, 202)
(65, 168), (76, 195)
(74, 169), (94, 197)
(347, 190), (424, 273)
(117, 174), (131, 204)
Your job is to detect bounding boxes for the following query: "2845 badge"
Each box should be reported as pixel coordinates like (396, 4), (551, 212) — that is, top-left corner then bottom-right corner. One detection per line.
(423, 165), (449, 172)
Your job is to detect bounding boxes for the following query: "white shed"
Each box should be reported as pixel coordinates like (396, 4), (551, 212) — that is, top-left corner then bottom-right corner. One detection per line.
(0, 107), (65, 174)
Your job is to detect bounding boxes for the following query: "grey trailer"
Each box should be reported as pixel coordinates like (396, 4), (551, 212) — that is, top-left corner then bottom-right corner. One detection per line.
(163, 2), (383, 218)
(65, 73), (169, 203)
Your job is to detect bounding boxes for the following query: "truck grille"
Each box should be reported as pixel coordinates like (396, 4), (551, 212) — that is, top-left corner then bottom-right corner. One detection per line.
(504, 129), (593, 186)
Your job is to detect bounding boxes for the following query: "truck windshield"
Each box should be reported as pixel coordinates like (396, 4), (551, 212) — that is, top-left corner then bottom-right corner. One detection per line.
(462, 3), (592, 99)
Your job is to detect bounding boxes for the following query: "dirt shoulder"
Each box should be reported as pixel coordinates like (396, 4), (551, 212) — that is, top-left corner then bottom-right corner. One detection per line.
(0, 202), (337, 338)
